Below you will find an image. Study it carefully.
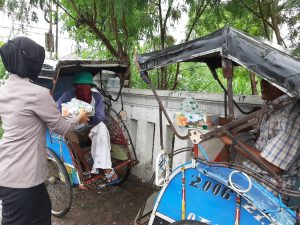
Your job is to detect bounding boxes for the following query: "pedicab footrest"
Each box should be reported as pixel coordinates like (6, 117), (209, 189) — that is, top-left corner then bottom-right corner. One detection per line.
(85, 174), (105, 186)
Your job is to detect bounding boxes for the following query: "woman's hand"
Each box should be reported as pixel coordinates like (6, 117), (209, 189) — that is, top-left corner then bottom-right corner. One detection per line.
(78, 108), (90, 124)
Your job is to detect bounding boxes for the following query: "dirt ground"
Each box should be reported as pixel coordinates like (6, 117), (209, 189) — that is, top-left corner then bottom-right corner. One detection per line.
(52, 175), (151, 225)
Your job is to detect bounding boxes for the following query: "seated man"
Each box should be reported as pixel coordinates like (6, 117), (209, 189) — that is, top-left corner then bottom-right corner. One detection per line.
(57, 71), (119, 185)
(221, 79), (300, 200)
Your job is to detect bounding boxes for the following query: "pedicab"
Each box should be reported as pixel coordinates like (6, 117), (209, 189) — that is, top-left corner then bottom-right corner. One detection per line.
(134, 26), (300, 225)
(37, 59), (138, 217)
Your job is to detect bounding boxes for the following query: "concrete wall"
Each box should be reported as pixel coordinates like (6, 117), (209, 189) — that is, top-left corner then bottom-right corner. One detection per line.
(107, 88), (262, 182)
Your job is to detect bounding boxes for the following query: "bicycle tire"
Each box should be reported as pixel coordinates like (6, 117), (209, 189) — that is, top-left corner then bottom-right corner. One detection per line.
(46, 148), (72, 217)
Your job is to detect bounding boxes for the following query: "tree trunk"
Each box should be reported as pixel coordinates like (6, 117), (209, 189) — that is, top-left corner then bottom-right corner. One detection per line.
(120, 53), (131, 87)
(268, 0), (286, 47)
(257, 0), (270, 40)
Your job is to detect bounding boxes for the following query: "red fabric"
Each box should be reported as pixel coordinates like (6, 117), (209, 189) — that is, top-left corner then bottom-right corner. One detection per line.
(75, 84), (92, 103)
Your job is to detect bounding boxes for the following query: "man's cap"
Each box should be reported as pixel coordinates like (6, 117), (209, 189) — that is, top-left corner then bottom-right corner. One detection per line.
(73, 71), (96, 87)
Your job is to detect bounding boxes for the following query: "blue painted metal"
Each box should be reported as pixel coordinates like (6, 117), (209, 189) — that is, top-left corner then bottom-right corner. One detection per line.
(46, 129), (79, 185)
(151, 162), (296, 225)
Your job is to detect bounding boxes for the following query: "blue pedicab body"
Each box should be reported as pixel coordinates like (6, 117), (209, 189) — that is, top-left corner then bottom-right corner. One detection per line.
(149, 162), (296, 225)
(46, 129), (80, 186)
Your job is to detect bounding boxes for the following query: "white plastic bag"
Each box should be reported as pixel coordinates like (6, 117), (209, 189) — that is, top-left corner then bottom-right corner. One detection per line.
(61, 98), (95, 119)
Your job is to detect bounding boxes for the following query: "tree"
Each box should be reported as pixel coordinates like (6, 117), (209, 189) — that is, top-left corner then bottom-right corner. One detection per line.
(0, 0), (41, 31)
(143, 0), (182, 89)
(0, 0), (298, 91)
(0, 0), (151, 85)
(141, 0), (215, 90)
(55, 0), (152, 85)
(231, 0), (300, 51)
(283, 0), (300, 58)
(172, 0), (219, 90)
(0, 41), (6, 79)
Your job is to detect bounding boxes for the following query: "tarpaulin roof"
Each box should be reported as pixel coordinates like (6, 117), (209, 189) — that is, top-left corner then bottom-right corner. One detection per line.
(40, 59), (129, 79)
(137, 26), (300, 96)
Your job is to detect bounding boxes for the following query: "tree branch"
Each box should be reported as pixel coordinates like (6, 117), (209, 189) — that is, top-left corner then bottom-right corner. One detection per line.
(149, 0), (159, 7)
(93, 0), (97, 26)
(52, 0), (79, 22)
(122, 5), (129, 53)
(163, 4), (172, 30)
(172, 0), (211, 90)
(186, 0), (210, 41)
(54, 0), (119, 59)
(110, 1), (123, 58)
(69, 0), (81, 18)
(238, 0), (274, 29)
(257, 0), (270, 40)
(158, 0), (165, 49)
(88, 23), (119, 58)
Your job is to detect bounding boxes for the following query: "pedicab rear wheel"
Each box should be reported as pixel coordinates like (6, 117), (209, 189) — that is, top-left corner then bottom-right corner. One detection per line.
(46, 148), (72, 217)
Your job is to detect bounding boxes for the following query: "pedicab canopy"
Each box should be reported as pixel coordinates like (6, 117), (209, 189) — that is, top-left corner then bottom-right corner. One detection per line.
(39, 59), (129, 80)
(137, 26), (300, 96)
(38, 59), (129, 100)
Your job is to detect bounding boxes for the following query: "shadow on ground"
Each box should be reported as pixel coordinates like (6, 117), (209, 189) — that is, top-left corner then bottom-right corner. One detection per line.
(52, 176), (151, 225)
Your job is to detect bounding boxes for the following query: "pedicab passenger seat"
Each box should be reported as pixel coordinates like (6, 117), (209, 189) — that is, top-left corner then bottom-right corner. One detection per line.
(104, 112), (131, 161)
(104, 113), (128, 148)
(74, 112), (127, 148)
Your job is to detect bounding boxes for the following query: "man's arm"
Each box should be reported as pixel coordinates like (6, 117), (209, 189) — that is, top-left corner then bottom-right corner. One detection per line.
(90, 92), (105, 126)
(221, 136), (283, 175)
(56, 91), (73, 112)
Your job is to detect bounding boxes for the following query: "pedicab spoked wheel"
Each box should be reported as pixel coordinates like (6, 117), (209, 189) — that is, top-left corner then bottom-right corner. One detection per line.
(170, 221), (209, 225)
(46, 148), (72, 217)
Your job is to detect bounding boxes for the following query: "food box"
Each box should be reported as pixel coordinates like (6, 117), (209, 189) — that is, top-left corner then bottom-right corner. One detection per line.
(61, 98), (95, 119)
(175, 112), (205, 128)
(204, 114), (219, 129)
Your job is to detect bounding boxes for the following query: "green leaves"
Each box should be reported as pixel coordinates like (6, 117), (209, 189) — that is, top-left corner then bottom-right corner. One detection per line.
(1, 0), (298, 90)
(0, 41), (6, 80)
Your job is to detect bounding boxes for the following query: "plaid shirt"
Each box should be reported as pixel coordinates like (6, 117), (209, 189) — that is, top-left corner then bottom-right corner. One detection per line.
(243, 95), (300, 191)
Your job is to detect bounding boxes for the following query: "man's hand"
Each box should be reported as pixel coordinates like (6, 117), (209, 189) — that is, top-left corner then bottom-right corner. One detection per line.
(221, 133), (283, 175)
(220, 135), (233, 145)
(62, 107), (70, 118)
(78, 108), (90, 124)
(220, 132), (239, 145)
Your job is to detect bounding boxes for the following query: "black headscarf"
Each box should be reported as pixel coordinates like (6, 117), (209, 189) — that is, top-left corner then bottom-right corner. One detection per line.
(0, 37), (45, 80)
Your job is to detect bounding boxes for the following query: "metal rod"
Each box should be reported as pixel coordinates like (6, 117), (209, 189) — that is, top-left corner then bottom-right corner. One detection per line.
(224, 130), (280, 182)
(222, 58), (234, 118)
(207, 64), (256, 115)
(159, 107), (164, 149)
(134, 57), (189, 140)
(181, 167), (186, 220)
(142, 72), (189, 140)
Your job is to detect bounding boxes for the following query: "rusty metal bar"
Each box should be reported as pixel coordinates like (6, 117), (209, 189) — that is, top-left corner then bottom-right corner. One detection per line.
(222, 58), (234, 118)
